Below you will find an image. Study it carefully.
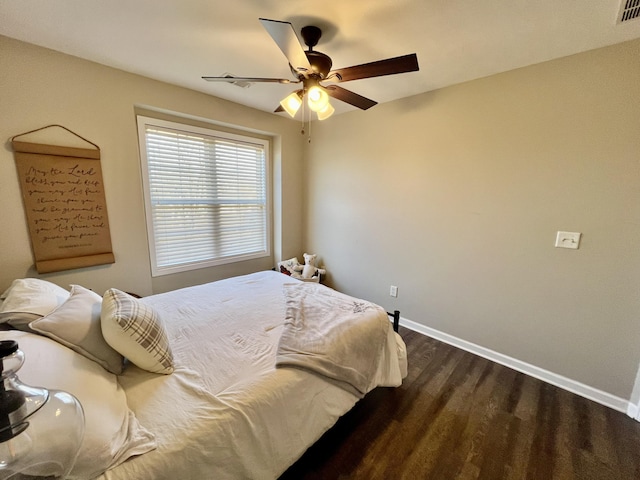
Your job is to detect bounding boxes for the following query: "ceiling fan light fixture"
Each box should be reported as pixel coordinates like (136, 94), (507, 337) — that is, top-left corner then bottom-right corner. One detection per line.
(307, 86), (329, 112)
(317, 102), (335, 121)
(280, 91), (303, 117)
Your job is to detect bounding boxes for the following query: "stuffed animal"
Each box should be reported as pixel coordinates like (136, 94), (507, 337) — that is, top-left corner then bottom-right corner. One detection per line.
(292, 253), (326, 279)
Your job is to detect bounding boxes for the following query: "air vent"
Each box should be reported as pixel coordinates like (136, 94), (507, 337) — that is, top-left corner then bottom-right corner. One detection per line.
(618, 0), (640, 23)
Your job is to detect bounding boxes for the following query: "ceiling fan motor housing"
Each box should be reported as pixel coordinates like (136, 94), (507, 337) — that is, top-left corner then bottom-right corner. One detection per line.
(306, 51), (332, 78)
(289, 49), (332, 79)
(298, 25), (333, 79)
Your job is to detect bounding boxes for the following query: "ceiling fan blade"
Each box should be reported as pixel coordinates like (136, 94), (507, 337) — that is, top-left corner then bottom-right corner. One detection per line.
(324, 85), (378, 110)
(202, 75), (297, 84)
(259, 18), (312, 74)
(274, 105), (285, 113)
(329, 53), (419, 83)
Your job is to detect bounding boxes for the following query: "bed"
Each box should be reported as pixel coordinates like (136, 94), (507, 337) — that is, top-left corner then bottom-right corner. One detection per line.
(0, 270), (406, 479)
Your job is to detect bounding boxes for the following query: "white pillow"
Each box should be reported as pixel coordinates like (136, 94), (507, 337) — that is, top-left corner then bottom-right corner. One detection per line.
(0, 278), (69, 318)
(0, 331), (156, 479)
(277, 256), (300, 275)
(101, 288), (174, 374)
(30, 285), (124, 374)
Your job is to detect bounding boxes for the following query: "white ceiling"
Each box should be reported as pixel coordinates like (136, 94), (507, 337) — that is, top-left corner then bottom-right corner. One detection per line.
(1, 0), (639, 117)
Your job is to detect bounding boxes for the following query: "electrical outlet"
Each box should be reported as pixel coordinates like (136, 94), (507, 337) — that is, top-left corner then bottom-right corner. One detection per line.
(555, 231), (581, 249)
(390, 285), (398, 297)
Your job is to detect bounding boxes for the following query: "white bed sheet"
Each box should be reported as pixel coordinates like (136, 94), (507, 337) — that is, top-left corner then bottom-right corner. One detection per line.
(98, 271), (405, 480)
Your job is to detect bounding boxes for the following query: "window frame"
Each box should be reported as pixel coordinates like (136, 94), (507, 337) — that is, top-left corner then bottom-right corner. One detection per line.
(136, 115), (271, 277)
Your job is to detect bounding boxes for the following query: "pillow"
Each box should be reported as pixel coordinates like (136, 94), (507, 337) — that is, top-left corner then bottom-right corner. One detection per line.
(0, 312), (41, 333)
(0, 330), (156, 479)
(277, 257), (300, 275)
(0, 278), (69, 319)
(101, 288), (174, 374)
(29, 285), (124, 374)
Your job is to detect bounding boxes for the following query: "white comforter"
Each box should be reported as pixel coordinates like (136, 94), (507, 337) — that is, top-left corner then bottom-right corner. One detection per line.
(278, 282), (394, 397)
(99, 271), (406, 480)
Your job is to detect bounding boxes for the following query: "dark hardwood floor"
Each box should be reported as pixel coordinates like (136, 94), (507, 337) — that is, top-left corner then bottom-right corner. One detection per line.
(279, 327), (640, 480)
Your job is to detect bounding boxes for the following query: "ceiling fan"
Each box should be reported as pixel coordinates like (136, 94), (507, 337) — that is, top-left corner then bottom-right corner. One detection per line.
(203, 18), (419, 120)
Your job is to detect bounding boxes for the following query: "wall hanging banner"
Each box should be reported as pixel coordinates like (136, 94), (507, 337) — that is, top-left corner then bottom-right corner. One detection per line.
(11, 125), (115, 273)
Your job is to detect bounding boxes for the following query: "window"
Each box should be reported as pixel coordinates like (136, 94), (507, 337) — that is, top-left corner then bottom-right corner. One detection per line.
(137, 116), (270, 276)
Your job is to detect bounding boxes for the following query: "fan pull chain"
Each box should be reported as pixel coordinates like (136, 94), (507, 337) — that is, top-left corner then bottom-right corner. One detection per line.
(298, 97), (312, 143)
(295, 96), (312, 142)
(300, 98), (306, 136)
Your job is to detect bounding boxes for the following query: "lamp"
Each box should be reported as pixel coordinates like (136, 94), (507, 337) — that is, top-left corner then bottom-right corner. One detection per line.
(316, 102), (335, 121)
(306, 86), (329, 112)
(279, 90), (303, 117)
(0, 340), (84, 479)
(279, 85), (334, 121)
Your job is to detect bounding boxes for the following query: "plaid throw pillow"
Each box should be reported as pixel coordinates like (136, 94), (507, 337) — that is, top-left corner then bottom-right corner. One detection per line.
(101, 288), (174, 374)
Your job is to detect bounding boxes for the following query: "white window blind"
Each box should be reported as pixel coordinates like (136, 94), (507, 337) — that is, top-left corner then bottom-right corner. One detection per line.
(137, 116), (270, 276)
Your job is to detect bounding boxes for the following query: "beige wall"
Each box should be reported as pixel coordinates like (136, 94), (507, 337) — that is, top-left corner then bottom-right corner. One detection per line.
(305, 39), (640, 399)
(0, 35), (304, 296)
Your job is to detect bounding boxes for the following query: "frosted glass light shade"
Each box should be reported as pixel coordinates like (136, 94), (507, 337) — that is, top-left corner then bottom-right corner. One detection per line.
(280, 92), (302, 117)
(317, 102), (335, 121)
(307, 86), (329, 112)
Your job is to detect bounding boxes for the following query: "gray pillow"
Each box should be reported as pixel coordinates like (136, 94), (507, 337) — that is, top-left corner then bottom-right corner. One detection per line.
(0, 312), (41, 333)
(30, 285), (124, 374)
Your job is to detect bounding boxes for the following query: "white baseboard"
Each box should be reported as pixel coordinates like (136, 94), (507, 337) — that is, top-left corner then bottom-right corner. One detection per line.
(399, 317), (633, 416)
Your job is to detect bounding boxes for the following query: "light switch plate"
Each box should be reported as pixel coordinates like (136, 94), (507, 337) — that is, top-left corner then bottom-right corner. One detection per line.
(555, 231), (581, 249)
